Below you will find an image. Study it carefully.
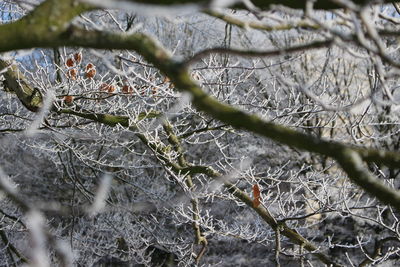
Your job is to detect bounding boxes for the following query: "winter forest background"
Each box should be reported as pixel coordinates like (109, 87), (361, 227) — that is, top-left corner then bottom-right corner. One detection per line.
(1, 0), (400, 266)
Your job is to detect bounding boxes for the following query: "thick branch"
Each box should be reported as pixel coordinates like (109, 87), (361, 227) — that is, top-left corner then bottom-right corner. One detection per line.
(2, 20), (400, 210)
(0, 60), (43, 112)
(0, 0), (93, 52)
(80, 0), (388, 10)
(337, 149), (400, 211)
(162, 122), (208, 263)
(0, 4), (399, 265)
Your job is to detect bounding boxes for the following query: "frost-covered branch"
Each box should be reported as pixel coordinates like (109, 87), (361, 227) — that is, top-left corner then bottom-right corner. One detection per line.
(2, 5), (400, 212)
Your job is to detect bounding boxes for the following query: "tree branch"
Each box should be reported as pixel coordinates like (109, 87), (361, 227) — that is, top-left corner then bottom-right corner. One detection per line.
(80, 0), (389, 10)
(183, 39), (333, 67)
(204, 10), (319, 32)
(2, 17), (400, 211)
(1, 4), (400, 265)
